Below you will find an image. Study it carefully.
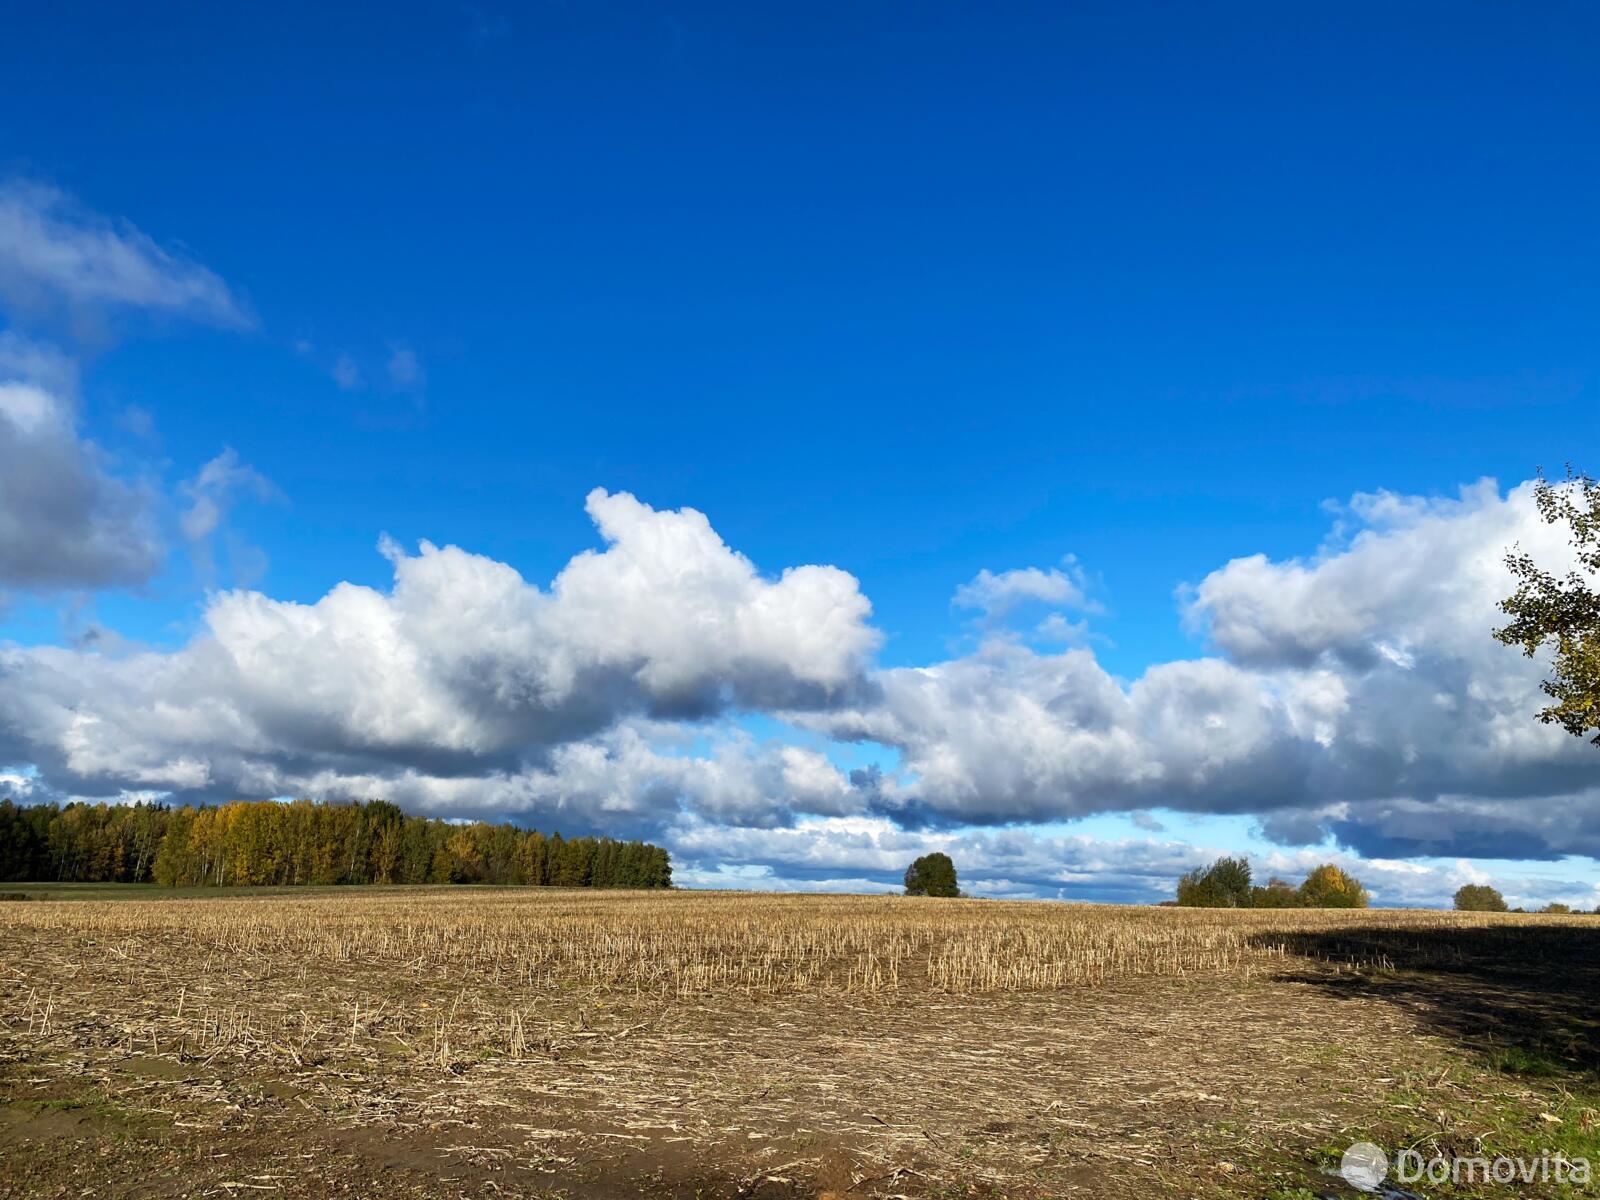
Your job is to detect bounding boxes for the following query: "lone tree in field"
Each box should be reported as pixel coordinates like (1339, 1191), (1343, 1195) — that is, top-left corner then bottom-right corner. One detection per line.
(1496, 467), (1600, 744)
(904, 852), (960, 897)
(1296, 864), (1370, 908)
(1175, 856), (1252, 907)
(1454, 883), (1509, 912)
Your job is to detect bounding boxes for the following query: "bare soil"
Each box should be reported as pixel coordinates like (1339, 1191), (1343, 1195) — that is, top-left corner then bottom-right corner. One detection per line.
(0, 967), (1514, 1198)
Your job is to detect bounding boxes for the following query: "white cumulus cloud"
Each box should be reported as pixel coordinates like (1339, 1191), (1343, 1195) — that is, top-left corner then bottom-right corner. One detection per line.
(954, 562), (1089, 617)
(0, 489), (879, 804)
(3, 476), (1599, 879)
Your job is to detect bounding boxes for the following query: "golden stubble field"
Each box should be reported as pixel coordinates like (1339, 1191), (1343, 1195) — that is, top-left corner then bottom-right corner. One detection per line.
(2, 889), (1596, 1199)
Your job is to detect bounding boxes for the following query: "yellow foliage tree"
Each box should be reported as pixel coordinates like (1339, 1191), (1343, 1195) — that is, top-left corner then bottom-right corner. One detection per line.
(1297, 863), (1370, 908)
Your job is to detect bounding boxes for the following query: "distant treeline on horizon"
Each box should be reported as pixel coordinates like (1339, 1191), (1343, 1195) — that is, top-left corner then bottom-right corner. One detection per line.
(0, 797), (672, 889)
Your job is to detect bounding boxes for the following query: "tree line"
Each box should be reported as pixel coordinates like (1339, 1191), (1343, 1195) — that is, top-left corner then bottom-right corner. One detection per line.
(0, 798), (671, 889)
(1174, 856), (1369, 908)
(1453, 884), (1592, 914)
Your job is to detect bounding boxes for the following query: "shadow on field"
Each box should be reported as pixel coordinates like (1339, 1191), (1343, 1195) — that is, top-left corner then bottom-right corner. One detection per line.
(1254, 924), (1600, 1075)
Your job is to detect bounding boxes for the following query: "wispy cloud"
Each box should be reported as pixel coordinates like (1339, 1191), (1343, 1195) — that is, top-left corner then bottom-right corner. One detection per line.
(331, 352), (363, 391)
(387, 346), (423, 390)
(0, 179), (251, 333)
(178, 447), (279, 587)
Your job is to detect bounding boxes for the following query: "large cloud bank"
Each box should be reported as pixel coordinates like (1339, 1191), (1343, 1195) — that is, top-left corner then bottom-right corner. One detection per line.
(0, 488), (877, 808)
(3, 475), (1599, 885)
(814, 481), (1599, 859)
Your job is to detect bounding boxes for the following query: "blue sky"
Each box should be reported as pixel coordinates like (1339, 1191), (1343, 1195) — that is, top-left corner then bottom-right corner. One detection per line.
(2, 3), (1598, 905)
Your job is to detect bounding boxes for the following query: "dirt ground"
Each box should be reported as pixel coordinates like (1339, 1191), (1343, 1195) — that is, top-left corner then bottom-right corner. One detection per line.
(2, 902), (1596, 1199)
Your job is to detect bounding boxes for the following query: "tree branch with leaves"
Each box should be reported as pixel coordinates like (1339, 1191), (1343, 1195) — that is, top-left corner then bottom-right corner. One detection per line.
(1496, 468), (1600, 745)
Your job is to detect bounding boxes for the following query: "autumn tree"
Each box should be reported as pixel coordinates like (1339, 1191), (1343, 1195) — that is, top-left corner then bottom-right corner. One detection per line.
(1297, 864), (1370, 908)
(1496, 467), (1600, 743)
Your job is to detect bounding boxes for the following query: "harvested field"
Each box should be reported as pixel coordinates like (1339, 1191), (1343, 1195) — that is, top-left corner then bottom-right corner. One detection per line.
(2, 889), (1597, 1198)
